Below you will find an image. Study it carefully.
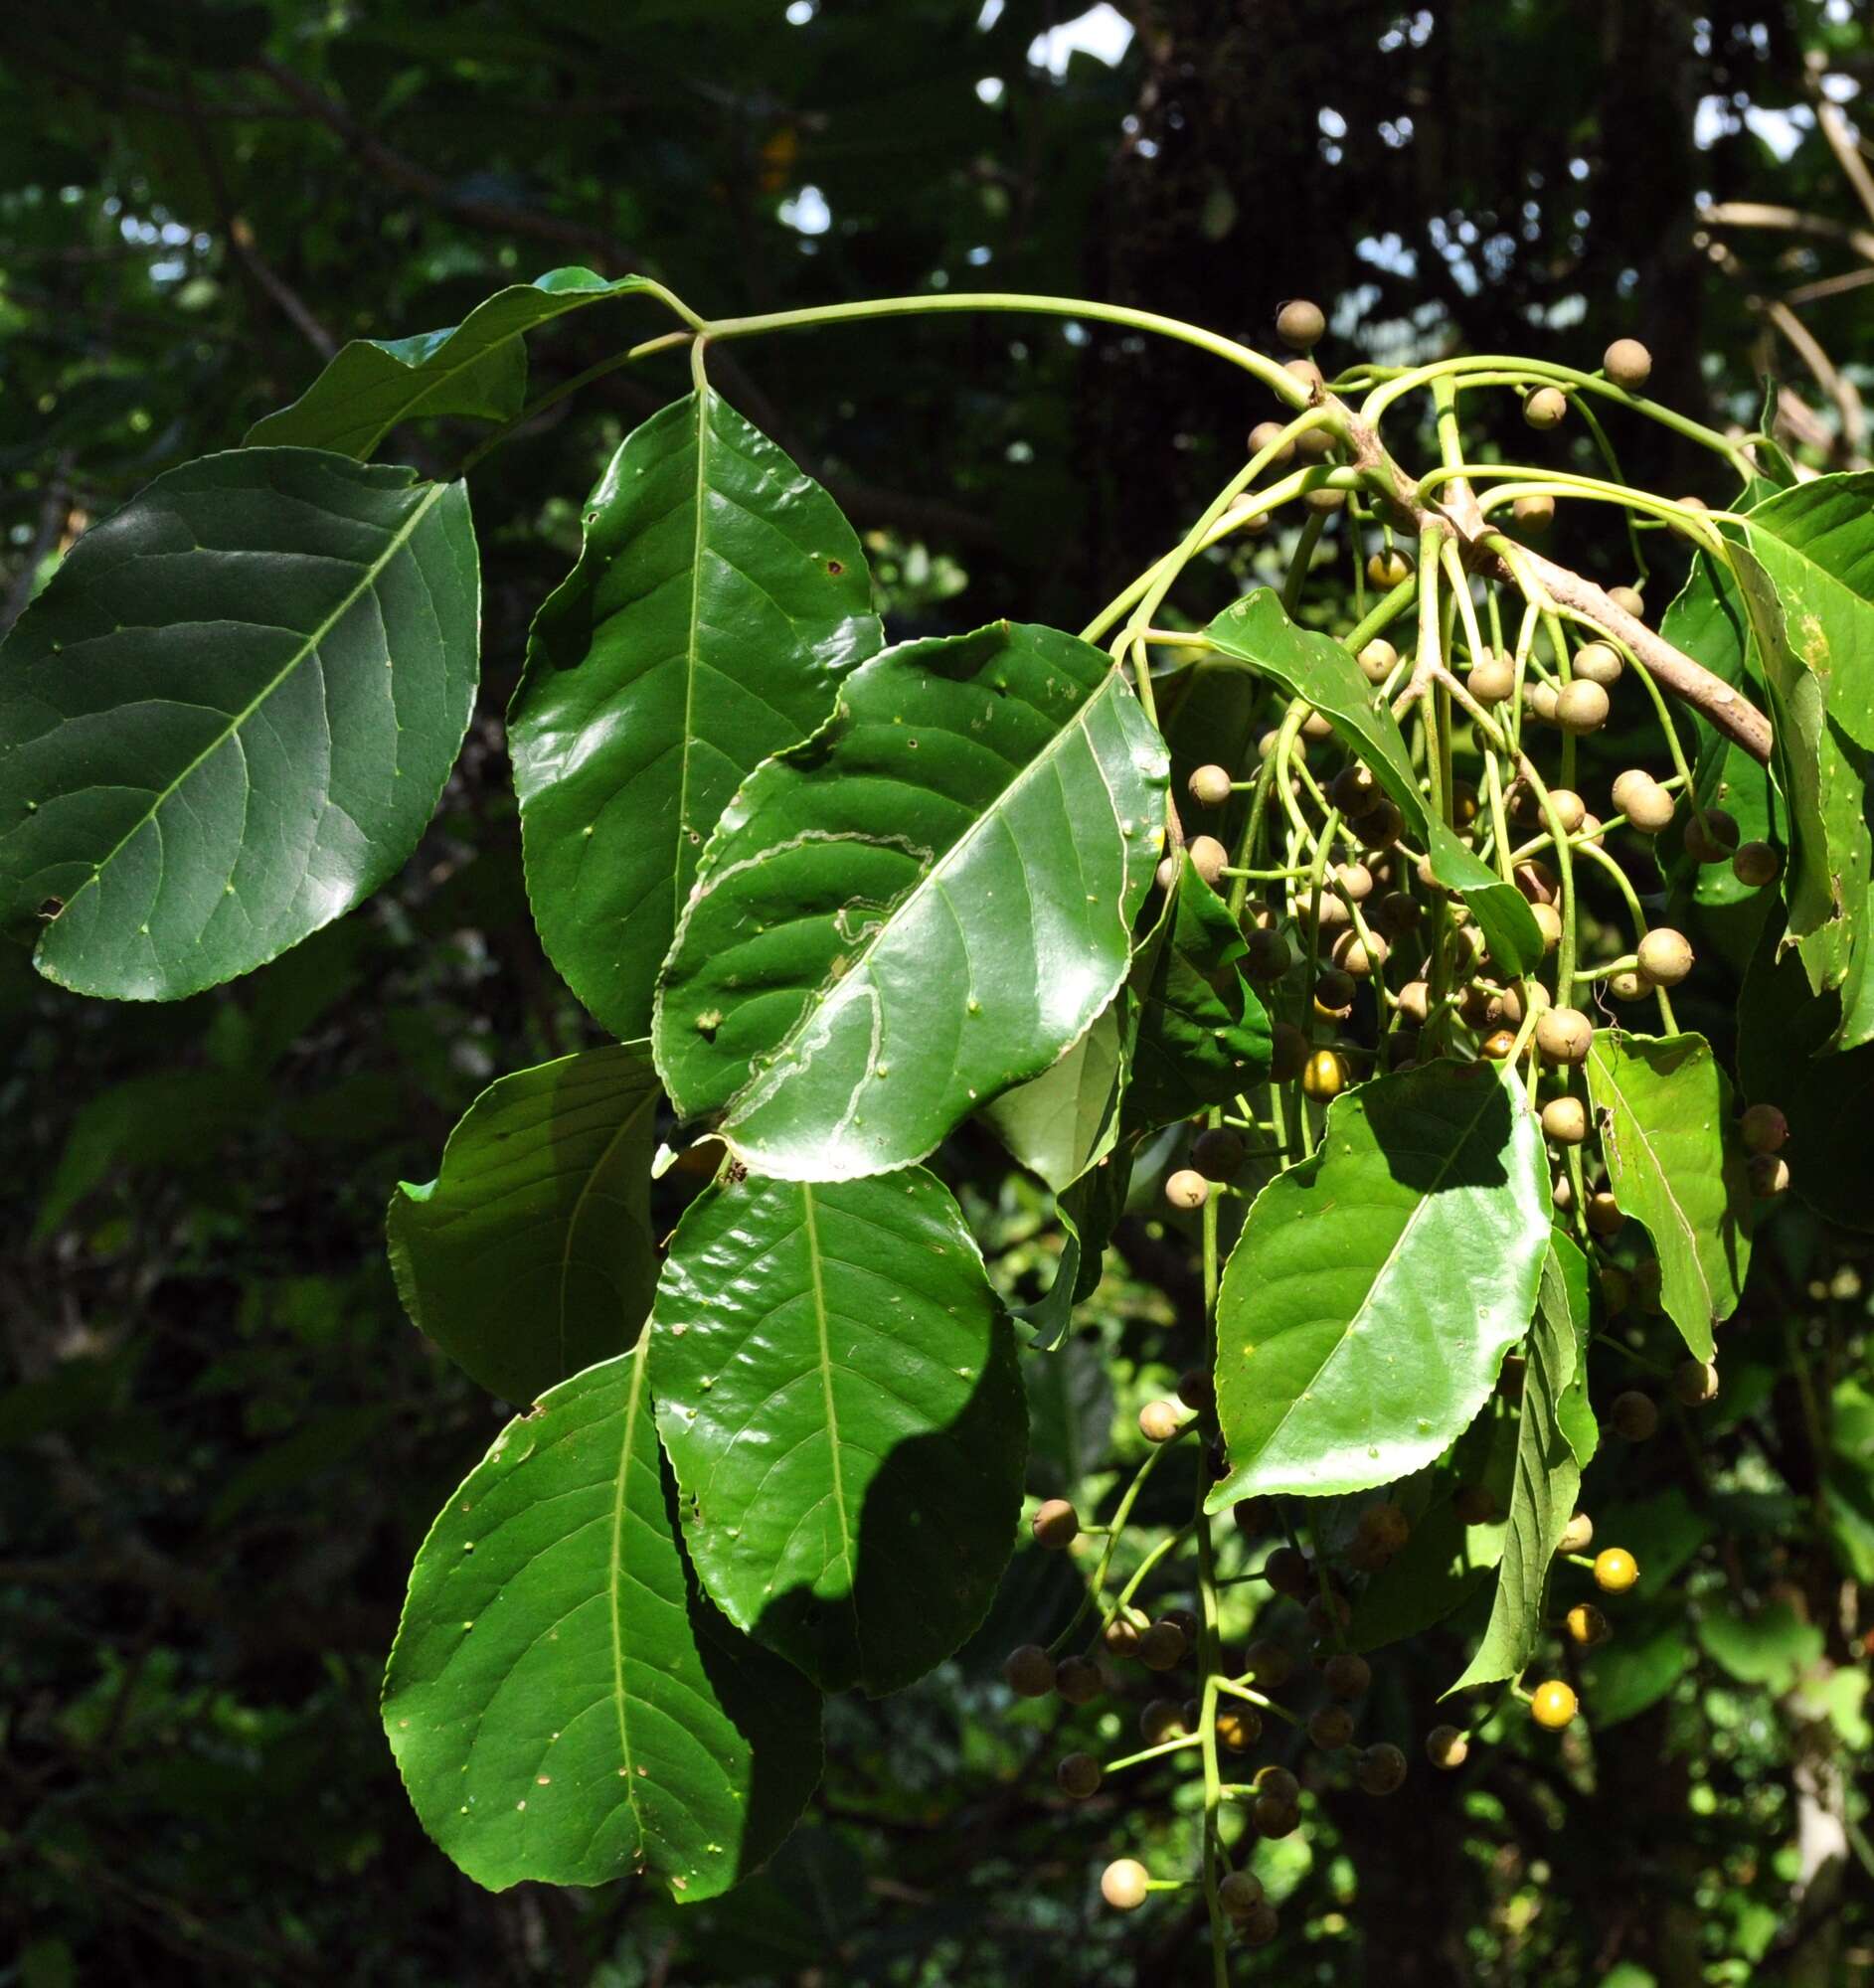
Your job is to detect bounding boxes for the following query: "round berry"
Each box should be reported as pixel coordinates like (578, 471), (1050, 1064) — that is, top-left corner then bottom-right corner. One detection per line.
(1674, 1358), (1720, 1406)
(1139, 1399), (1188, 1444)
(1330, 763), (1380, 816)
(1216, 1706), (1262, 1752)
(1264, 1546), (1312, 1598)
(1357, 637), (1399, 684)
(1739, 1102), (1789, 1154)
(1368, 547), (1415, 589)
(1253, 1794), (1300, 1838)
(1277, 298), (1327, 350)
(1243, 927), (1289, 982)
(1188, 762), (1235, 808)
(1303, 483), (1345, 515)
(1177, 1366), (1217, 1411)
(1453, 1484), (1500, 1527)
(1555, 679), (1611, 735)
(1732, 840), (1781, 889)
(1164, 1169), (1210, 1212)
(1333, 929), (1390, 979)
(1594, 1547), (1640, 1593)
(1524, 386), (1569, 429)
(1323, 1652), (1371, 1699)
(1284, 356), (1324, 392)
(1218, 1870), (1266, 1919)
(1527, 680), (1559, 724)
(1530, 902), (1563, 956)
(1249, 419), (1295, 465)
(1058, 1751), (1103, 1799)
(1612, 769), (1673, 833)
(1530, 1679), (1578, 1730)
(1513, 493), (1554, 531)
(1549, 787), (1588, 835)
(1356, 1500), (1411, 1555)
(1188, 834), (1230, 887)
(1138, 1697), (1187, 1744)
(1255, 1764), (1300, 1805)
(1636, 927), (1693, 988)
(1684, 807), (1740, 865)
(1137, 1620), (1187, 1671)
(1355, 1740), (1408, 1795)
(1101, 1858), (1151, 1910)
(1301, 1048), (1348, 1100)
(1573, 641), (1624, 687)
(1468, 653), (1516, 705)
(1313, 966), (1357, 1015)
(1104, 1613), (1143, 1656)
(1191, 1127), (1245, 1181)
(1305, 1588), (1353, 1638)
(1056, 1655), (1105, 1705)
(1566, 1601), (1611, 1647)
(1604, 338), (1653, 390)
(1607, 968), (1650, 1004)
(1542, 1094), (1589, 1145)
(1608, 584), (1646, 619)
(1270, 1022), (1309, 1082)
(1558, 1511), (1594, 1555)
(1032, 1498), (1080, 1550)
(1426, 1724), (1469, 1770)
(1610, 1391), (1658, 1441)
(1536, 1007), (1595, 1066)
(1749, 1152), (1790, 1200)
(1245, 1637), (1295, 1687)
(1004, 1644), (1056, 1697)
(1240, 1901), (1281, 1945)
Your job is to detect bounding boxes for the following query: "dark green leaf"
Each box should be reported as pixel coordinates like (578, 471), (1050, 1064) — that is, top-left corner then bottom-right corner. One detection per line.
(1208, 1058), (1549, 1505)
(387, 1045), (661, 1404)
(1018, 1149), (1134, 1352)
(247, 268), (655, 457)
(384, 1332), (821, 1896)
(1121, 862), (1271, 1136)
(1203, 589), (1543, 973)
(1448, 1242), (1586, 1693)
(510, 391), (881, 1040)
(0, 449), (479, 1000)
(979, 1000), (1125, 1192)
(1584, 1031), (1752, 1362)
(654, 621), (1169, 1179)
(1023, 1332), (1113, 1499)
(1549, 1231), (1599, 1468)
(649, 1167), (1025, 1695)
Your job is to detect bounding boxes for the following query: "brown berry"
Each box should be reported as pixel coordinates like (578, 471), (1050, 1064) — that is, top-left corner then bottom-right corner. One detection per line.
(1684, 808), (1740, 864)
(1355, 1740), (1408, 1795)
(1245, 1638), (1295, 1688)
(1739, 1102), (1788, 1153)
(1177, 1366), (1217, 1411)
(1253, 1795), (1300, 1838)
(1277, 298), (1326, 350)
(1249, 420), (1295, 465)
(1748, 1153), (1790, 1200)
(1453, 1484), (1499, 1527)
(1556, 679), (1612, 735)
(1270, 1022), (1308, 1081)
(1356, 1501), (1411, 1555)
(1244, 927), (1289, 981)
(1512, 493), (1554, 531)
(1104, 1613), (1143, 1656)
(1216, 1706), (1262, 1752)
(1732, 840), (1781, 888)
(1536, 1007), (1594, 1066)
(1426, 1724), (1468, 1770)
(1137, 1620), (1187, 1671)
(1610, 1391), (1658, 1441)
(1218, 1870), (1266, 1919)
(1264, 1546), (1312, 1598)
(1674, 1358), (1720, 1406)
(1313, 966), (1357, 1015)
(1139, 1697), (1188, 1744)
(1604, 338), (1653, 390)
(1323, 1653), (1371, 1699)
(1032, 1498), (1080, 1550)
(1004, 1644), (1056, 1696)
(1309, 1705), (1355, 1750)
(1058, 1751), (1103, 1798)
(1566, 1601), (1611, 1647)
(1056, 1655), (1105, 1705)
(1191, 1128), (1245, 1181)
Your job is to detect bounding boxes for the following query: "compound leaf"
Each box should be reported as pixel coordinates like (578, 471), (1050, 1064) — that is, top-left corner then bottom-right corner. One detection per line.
(511, 391), (881, 1040)
(388, 1045), (661, 1405)
(649, 1166), (1025, 1696)
(1208, 1058), (1549, 1507)
(0, 449), (478, 1000)
(384, 1332), (822, 1897)
(654, 621), (1169, 1180)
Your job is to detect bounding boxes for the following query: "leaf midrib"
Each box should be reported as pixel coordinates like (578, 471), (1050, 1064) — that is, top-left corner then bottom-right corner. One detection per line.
(800, 1186), (860, 1665)
(674, 391), (712, 931)
(607, 1327), (652, 1849)
(1244, 1069), (1524, 1475)
(46, 476), (450, 930)
(719, 657), (1131, 1126)
(558, 1077), (658, 1380)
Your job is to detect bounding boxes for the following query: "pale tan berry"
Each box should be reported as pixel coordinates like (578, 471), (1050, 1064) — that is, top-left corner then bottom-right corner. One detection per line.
(1468, 652), (1516, 704)
(1032, 1498), (1080, 1549)
(1512, 493), (1554, 531)
(1101, 1858), (1151, 1909)
(1277, 298), (1327, 350)
(1164, 1169), (1210, 1212)
(1612, 769), (1673, 833)
(1558, 1510), (1594, 1554)
(1573, 641), (1624, 687)
(1536, 1007), (1595, 1065)
(1188, 834), (1230, 887)
(1358, 638), (1399, 684)
(1548, 788), (1587, 835)
(1586, 1191), (1625, 1237)
(1604, 338), (1652, 390)
(1636, 926), (1693, 987)
(1608, 584), (1646, 618)
(1542, 1094), (1589, 1144)
(1426, 1724), (1468, 1769)
(1139, 1399), (1188, 1444)
(1525, 386), (1569, 428)
(1249, 420), (1295, 465)
(1188, 762), (1235, 808)
(1556, 680), (1612, 735)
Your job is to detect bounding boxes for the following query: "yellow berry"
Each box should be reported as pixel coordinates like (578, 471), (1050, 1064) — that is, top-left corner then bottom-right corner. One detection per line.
(1594, 1547), (1639, 1593)
(1530, 1679), (1578, 1730)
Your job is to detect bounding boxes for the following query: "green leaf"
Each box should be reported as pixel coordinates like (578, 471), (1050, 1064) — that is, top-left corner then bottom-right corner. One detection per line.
(1584, 1031), (1753, 1362)
(0, 449), (479, 1000)
(1579, 1618), (1694, 1727)
(1018, 1149), (1134, 1351)
(1695, 1599), (1823, 1693)
(383, 1332), (821, 1897)
(1731, 540), (1870, 1009)
(1203, 589), (1543, 974)
(1742, 471), (1874, 752)
(1347, 1399), (1519, 1653)
(1023, 1333), (1113, 1499)
(387, 1045), (661, 1405)
(979, 999), (1126, 1192)
(1207, 1058), (1550, 1506)
(510, 391), (881, 1040)
(1121, 862), (1271, 1136)
(246, 268), (656, 456)
(1549, 1232), (1600, 1469)
(654, 621), (1169, 1180)
(1448, 1242), (1586, 1693)
(649, 1166), (1024, 1695)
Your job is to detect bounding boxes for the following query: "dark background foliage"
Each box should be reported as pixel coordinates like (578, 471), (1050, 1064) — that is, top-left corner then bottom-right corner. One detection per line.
(1, 4), (1870, 1984)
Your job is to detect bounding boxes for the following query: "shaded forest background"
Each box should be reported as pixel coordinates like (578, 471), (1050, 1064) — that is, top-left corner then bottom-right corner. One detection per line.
(2, 3), (1871, 1984)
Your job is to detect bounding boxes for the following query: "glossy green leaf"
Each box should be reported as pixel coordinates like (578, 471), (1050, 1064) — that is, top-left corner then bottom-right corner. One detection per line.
(387, 1045), (661, 1405)
(649, 1166), (1025, 1695)
(1203, 589), (1543, 974)
(1348, 1398), (1518, 1654)
(0, 449), (479, 1000)
(1448, 1242), (1586, 1694)
(247, 267), (655, 456)
(979, 1000), (1126, 1192)
(1738, 913), (1874, 1233)
(654, 621), (1169, 1180)
(1121, 862), (1271, 1136)
(383, 1332), (821, 1897)
(1018, 1149), (1134, 1352)
(1742, 470), (1874, 751)
(510, 391), (881, 1040)
(1207, 1057), (1549, 1507)
(1732, 540), (1870, 1008)
(1584, 1031), (1752, 1362)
